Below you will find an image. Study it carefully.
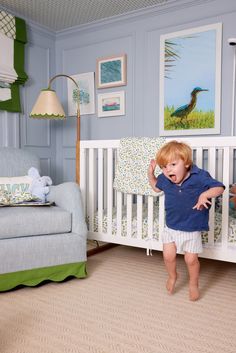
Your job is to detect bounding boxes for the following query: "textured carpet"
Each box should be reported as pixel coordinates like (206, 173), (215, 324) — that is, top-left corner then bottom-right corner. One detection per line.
(0, 246), (236, 353)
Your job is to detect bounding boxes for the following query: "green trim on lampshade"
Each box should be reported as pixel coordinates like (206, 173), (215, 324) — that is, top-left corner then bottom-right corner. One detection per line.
(30, 113), (66, 119)
(0, 261), (87, 292)
(41, 88), (55, 92)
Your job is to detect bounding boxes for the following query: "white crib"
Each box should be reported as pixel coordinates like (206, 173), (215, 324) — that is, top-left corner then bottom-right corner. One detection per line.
(80, 137), (236, 263)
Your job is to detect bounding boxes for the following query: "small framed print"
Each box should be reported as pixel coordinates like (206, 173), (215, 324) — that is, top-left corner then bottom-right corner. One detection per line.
(97, 91), (125, 117)
(96, 54), (127, 88)
(67, 72), (95, 116)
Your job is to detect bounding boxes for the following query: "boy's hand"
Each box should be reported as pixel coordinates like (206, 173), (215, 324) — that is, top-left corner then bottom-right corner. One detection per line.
(193, 193), (211, 210)
(148, 159), (161, 193)
(148, 159), (156, 175)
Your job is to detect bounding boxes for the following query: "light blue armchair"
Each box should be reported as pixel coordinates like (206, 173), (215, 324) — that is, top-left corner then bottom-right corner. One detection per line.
(0, 147), (87, 291)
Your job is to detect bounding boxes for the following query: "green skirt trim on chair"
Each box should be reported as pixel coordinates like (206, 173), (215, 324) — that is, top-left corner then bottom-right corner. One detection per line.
(0, 262), (87, 292)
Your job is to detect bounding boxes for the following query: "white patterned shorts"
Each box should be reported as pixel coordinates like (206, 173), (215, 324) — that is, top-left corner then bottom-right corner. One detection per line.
(162, 226), (203, 254)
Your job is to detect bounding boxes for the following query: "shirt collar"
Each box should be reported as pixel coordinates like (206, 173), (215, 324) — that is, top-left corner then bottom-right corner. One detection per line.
(190, 164), (200, 174)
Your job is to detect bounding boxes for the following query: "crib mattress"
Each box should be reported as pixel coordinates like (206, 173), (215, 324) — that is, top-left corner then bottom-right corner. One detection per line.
(88, 204), (236, 244)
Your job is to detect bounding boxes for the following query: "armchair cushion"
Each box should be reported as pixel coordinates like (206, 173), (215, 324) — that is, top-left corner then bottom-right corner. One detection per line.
(0, 206), (71, 239)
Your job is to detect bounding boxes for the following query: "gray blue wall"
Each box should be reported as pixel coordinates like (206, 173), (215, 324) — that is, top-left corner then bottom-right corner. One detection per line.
(1, 0), (236, 183)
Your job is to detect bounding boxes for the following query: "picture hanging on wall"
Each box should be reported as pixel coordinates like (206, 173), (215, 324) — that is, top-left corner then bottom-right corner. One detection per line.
(96, 54), (127, 88)
(67, 72), (95, 116)
(159, 22), (222, 136)
(97, 91), (125, 117)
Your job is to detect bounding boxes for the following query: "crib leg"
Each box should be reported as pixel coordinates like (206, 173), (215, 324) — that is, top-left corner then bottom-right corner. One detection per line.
(87, 242), (119, 257)
(146, 248), (153, 256)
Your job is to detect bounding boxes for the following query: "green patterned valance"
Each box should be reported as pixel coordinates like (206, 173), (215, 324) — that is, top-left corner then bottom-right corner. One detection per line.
(0, 10), (28, 112)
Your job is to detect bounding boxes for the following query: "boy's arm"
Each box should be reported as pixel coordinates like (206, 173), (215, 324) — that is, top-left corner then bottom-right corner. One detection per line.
(148, 159), (162, 193)
(193, 186), (225, 210)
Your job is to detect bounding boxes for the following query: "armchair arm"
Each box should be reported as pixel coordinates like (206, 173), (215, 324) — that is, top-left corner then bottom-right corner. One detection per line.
(47, 182), (87, 236)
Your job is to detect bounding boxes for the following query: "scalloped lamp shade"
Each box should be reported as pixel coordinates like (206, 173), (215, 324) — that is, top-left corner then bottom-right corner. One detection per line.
(30, 89), (66, 119)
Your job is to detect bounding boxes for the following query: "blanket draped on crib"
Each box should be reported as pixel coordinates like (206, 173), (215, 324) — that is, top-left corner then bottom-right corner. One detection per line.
(113, 137), (166, 196)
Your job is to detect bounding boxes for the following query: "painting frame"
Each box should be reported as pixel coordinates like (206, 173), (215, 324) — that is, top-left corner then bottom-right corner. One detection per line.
(96, 54), (127, 89)
(97, 91), (125, 117)
(67, 72), (95, 116)
(159, 23), (222, 136)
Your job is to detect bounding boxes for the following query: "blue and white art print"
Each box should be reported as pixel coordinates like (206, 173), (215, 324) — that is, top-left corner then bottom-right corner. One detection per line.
(97, 91), (125, 117)
(159, 23), (222, 136)
(67, 72), (95, 116)
(96, 54), (127, 89)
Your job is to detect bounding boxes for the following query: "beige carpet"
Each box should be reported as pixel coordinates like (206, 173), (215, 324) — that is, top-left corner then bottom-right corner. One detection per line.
(0, 246), (236, 353)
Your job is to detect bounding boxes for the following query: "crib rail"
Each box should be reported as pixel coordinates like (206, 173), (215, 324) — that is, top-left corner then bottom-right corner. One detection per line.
(80, 137), (236, 263)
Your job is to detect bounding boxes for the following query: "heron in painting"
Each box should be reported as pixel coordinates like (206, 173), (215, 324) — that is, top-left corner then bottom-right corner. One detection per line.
(171, 87), (208, 120)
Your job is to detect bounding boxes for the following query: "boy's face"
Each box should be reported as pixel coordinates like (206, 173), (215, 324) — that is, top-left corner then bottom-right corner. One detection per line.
(161, 158), (189, 184)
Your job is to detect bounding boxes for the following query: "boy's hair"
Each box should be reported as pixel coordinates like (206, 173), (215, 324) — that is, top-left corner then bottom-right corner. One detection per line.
(156, 140), (193, 168)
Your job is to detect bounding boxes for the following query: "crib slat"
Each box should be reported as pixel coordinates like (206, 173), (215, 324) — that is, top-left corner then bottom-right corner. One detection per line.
(221, 147), (230, 249)
(114, 150), (118, 207)
(103, 150), (107, 210)
(229, 148), (234, 185)
(98, 148), (104, 233)
(88, 149), (95, 232)
(147, 196), (154, 253)
(107, 148), (113, 236)
(147, 196), (154, 239)
(137, 195), (143, 239)
(80, 147), (86, 216)
(208, 147), (216, 247)
(116, 191), (122, 237)
(196, 147), (203, 168)
(158, 193), (165, 247)
(217, 149), (223, 182)
(208, 147), (216, 177)
(126, 194), (132, 238)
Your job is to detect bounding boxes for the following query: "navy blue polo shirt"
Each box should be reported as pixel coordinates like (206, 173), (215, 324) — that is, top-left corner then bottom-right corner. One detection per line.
(156, 165), (224, 232)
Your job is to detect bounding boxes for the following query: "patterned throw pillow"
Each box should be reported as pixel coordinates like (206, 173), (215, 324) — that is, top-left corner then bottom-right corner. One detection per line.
(0, 190), (10, 205)
(0, 176), (32, 194)
(0, 189), (39, 206)
(10, 191), (39, 204)
(113, 137), (166, 196)
(0, 176), (40, 206)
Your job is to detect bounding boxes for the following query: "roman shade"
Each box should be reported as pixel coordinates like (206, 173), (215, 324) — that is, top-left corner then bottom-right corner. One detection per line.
(0, 10), (28, 112)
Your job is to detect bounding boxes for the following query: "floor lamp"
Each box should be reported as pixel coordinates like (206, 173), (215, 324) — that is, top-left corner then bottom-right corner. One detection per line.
(30, 74), (81, 184)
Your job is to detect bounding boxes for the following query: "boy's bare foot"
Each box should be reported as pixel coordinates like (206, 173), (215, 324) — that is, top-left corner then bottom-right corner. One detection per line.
(189, 284), (200, 301)
(166, 274), (178, 294)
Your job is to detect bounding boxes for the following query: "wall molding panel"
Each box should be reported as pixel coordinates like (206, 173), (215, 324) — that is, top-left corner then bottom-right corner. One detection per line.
(0, 112), (20, 148)
(63, 157), (76, 182)
(39, 157), (51, 177)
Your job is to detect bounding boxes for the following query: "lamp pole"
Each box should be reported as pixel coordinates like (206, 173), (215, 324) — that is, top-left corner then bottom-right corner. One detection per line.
(48, 74), (81, 184)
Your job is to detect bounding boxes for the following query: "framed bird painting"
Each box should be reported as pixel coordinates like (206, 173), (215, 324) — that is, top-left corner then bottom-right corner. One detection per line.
(159, 23), (222, 136)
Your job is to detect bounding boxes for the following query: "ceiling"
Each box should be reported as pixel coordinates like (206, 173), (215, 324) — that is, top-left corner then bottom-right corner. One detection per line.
(0, 0), (178, 31)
